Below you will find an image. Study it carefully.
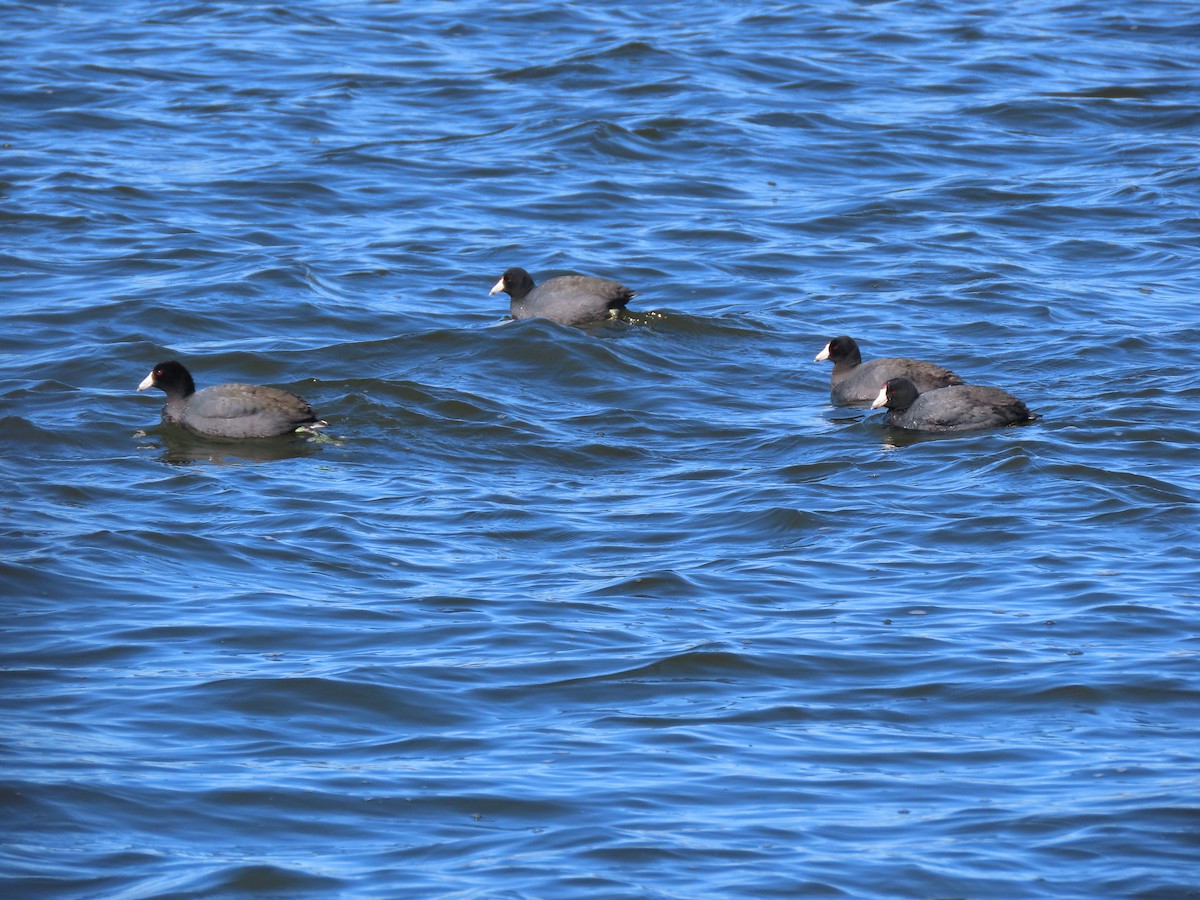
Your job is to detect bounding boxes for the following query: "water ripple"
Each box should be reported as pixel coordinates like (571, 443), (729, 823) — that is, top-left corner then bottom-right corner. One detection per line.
(3, 1), (1200, 897)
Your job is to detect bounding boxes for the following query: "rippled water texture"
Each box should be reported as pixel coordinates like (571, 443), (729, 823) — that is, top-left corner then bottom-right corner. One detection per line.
(3, 2), (1199, 897)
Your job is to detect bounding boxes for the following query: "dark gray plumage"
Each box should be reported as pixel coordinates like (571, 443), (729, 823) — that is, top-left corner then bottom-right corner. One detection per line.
(815, 335), (963, 403)
(871, 377), (1036, 432)
(138, 360), (325, 439)
(489, 266), (636, 326)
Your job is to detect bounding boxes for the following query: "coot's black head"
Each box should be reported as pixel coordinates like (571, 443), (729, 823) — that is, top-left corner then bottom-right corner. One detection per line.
(814, 335), (862, 365)
(138, 360), (196, 398)
(488, 267), (536, 301)
(871, 377), (920, 411)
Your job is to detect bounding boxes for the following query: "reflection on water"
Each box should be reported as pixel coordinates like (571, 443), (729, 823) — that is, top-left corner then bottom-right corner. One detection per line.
(877, 418), (1041, 450)
(136, 426), (332, 465)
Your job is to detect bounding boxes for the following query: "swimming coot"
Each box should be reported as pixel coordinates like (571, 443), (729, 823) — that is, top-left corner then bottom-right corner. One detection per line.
(871, 377), (1036, 432)
(815, 335), (963, 403)
(138, 360), (325, 439)
(489, 266), (636, 326)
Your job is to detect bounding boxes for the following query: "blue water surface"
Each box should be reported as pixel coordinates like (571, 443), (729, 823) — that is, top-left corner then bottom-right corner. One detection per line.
(3, 2), (1199, 897)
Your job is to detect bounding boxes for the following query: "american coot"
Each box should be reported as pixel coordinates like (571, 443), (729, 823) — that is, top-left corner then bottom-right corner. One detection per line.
(815, 335), (963, 403)
(871, 377), (1036, 432)
(138, 360), (326, 439)
(489, 266), (636, 326)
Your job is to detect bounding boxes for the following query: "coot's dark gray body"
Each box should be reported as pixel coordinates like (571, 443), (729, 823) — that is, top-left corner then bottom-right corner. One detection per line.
(489, 266), (635, 326)
(138, 360), (325, 439)
(871, 377), (1036, 432)
(816, 335), (962, 403)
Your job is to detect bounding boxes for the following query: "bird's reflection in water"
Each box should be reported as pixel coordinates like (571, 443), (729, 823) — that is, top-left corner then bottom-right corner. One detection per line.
(136, 425), (334, 466)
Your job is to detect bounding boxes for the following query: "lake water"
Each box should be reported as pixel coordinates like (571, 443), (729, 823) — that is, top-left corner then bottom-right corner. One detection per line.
(3, 2), (1199, 897)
